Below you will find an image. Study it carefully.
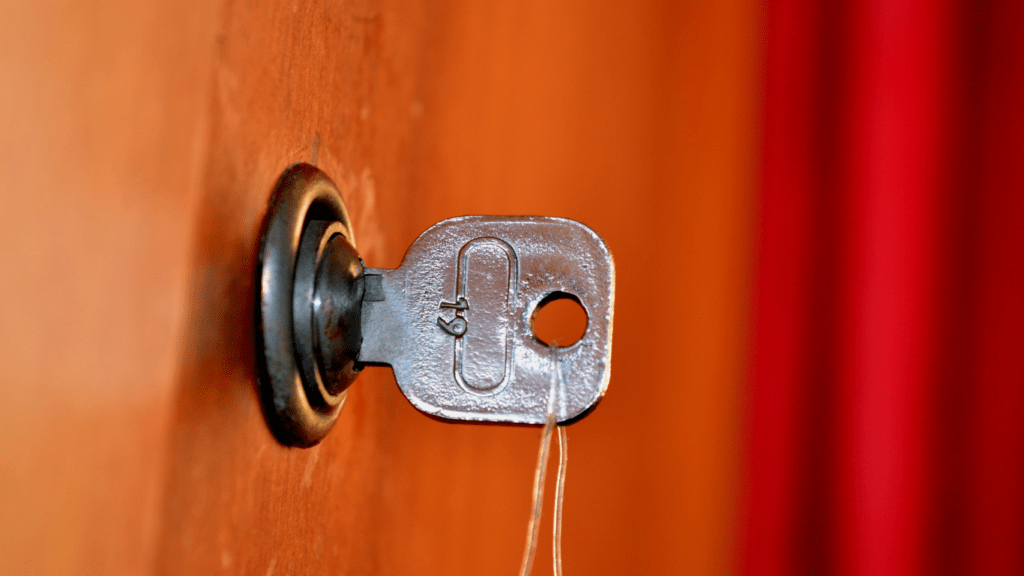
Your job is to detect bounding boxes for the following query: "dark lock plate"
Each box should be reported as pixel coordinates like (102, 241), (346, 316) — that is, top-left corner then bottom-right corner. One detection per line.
(255, 163), (363, 447)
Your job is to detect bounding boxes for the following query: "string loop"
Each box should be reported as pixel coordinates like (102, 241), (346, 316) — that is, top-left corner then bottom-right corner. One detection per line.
(518, 346), (568, 576)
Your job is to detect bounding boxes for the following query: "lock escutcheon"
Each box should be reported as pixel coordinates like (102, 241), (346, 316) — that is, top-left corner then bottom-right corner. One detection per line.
(256, 164), (363, 447)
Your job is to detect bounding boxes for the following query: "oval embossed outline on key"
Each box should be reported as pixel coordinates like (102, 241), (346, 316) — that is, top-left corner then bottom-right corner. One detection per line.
(451, 237), (518, 394)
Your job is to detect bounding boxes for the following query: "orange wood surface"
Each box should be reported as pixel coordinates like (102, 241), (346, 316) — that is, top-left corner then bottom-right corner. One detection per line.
(0, 1), (758, 574)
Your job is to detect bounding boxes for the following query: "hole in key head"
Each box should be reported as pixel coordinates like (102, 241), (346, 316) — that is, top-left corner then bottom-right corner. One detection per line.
(530, 292), (588, 348)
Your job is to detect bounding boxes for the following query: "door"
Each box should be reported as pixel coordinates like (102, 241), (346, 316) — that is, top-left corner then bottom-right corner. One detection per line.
(0, 1), (756, 574)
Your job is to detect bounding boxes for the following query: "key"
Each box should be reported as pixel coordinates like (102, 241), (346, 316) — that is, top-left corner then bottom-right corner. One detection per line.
(358, 216), (615, 425)
(256, 164), (617, 445)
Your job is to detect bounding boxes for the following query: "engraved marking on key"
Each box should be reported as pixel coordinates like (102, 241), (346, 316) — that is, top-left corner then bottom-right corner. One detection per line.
(446, 237), (519, 394)
(437, 297), (468, 336)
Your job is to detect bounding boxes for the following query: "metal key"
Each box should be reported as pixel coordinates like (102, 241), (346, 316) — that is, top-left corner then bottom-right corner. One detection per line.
(359, 216), (615, 425)
(256, 165), (615, 446)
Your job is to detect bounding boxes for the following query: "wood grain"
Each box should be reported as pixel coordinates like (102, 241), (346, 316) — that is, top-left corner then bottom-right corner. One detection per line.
(0, 0), (759, 574)
(0, 0), (219, 573)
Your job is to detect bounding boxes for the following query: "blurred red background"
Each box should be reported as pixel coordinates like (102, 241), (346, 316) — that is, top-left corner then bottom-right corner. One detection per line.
(746, 0), (1024, 574)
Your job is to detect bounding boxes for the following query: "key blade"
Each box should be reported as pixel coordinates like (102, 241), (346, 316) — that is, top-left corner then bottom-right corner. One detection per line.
(359, 216), (615, 425)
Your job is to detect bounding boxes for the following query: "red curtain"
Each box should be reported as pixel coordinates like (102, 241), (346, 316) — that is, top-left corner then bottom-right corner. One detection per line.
(744, 0), (1024, 574)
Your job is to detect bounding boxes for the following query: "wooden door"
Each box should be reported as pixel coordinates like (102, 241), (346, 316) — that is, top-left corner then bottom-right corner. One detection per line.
(0, 1), (757, 574)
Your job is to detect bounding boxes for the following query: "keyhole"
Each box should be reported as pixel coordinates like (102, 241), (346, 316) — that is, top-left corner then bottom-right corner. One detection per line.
(530, 292), (588, 347)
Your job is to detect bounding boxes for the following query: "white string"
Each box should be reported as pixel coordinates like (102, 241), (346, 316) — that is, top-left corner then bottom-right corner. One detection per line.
(518, 345), (568, 576)
(518, 412), (555, 576)
(553, 425), (567, 576)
